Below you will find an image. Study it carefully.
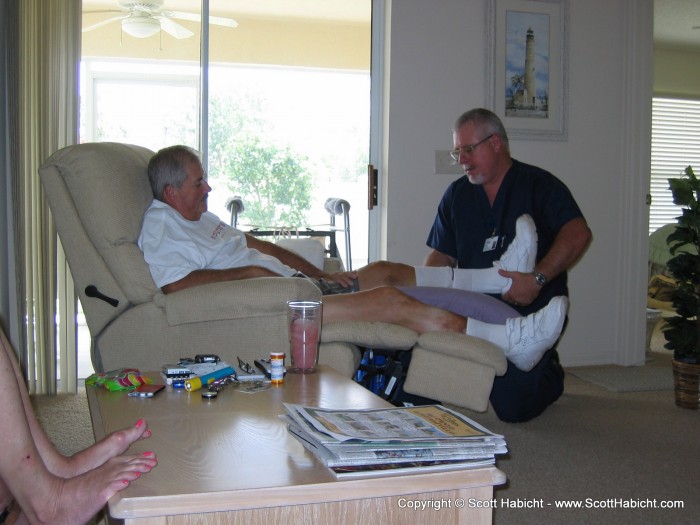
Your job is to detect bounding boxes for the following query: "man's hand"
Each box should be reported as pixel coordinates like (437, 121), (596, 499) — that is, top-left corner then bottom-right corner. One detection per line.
(323, 271), (358, 289)
(500, 217), (592, 307)
(499, 270), (540, 306)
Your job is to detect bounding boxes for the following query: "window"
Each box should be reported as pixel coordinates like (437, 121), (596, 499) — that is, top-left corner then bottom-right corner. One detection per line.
(649, 97), (700, 234)
(78, 0), (373, 380)
(81, 60), (199, 148)
(207, 64), (369, 252)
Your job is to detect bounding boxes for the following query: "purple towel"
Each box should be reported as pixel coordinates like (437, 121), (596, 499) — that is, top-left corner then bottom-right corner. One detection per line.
(398, 286), (518, 324)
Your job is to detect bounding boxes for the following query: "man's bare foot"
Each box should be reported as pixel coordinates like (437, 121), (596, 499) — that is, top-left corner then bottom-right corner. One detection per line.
(51, 419), (152, 478)
(20, 452), (157, 525)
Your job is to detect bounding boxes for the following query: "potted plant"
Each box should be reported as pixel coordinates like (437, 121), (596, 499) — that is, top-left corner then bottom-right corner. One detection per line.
(663, 165), (700, 409)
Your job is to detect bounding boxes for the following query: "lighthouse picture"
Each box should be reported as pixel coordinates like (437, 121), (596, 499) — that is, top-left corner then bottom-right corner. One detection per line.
(505, 10), (549, 119)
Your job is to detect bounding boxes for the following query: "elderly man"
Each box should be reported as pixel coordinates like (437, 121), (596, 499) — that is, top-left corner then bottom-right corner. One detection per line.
(138, 145), (568, 373)
(425, 108), (592, 421)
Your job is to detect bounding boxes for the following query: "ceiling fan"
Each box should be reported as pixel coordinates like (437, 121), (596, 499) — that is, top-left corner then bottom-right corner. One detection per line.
(83, 1), (238, 39)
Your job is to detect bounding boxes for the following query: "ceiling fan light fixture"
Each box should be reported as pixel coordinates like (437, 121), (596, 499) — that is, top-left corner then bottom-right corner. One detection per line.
(122, 15), (160, 38)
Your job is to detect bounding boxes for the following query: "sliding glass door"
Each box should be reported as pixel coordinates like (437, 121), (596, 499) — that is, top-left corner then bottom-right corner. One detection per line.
(79, 0), (375, 378)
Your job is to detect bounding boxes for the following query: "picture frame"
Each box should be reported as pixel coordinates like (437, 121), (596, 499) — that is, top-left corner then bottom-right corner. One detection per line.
(486, 0), (569, 141)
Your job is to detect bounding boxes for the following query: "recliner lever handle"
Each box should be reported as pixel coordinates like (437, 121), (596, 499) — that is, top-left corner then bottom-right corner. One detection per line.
(84, 285), (119, 308)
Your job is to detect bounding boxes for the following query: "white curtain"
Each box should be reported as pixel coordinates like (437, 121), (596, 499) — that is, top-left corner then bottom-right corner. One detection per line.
(3, 0), (80, 394)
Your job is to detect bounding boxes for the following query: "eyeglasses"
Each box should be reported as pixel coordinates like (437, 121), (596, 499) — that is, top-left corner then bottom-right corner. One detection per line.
(237, 356), (255, 374)
(449, 134), (494, 162)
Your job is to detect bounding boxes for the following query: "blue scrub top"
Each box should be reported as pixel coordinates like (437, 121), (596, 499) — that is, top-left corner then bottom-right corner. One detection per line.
(427, 159), (584, 314)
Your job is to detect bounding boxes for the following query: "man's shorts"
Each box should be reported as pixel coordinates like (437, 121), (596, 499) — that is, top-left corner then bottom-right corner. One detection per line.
(293, 273), (359, 295)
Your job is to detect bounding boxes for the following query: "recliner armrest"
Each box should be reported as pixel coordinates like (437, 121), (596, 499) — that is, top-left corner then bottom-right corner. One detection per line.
(322, 322), (506, 375)
(154, 277), (321, 326)
(417, 332), (507, 375)
(321, 321), (418, 349)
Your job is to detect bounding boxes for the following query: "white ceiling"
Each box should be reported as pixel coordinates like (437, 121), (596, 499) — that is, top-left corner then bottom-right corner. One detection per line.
(655, 0), (700, 51)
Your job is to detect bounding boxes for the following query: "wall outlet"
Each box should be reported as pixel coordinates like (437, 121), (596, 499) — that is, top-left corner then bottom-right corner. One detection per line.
(434, 150), (463, 175)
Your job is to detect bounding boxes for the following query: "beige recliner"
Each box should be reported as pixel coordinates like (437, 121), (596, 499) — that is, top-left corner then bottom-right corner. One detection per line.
(39, 142), (506, 412)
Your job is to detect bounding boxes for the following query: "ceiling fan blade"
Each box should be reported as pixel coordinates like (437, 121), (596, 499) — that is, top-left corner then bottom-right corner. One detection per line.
(159, 17), (194, 39)
(169, 10), (238, 28)
(208, 14), (238, 28)
(83, 9), (124, 15)
(82, 14), (127, 33)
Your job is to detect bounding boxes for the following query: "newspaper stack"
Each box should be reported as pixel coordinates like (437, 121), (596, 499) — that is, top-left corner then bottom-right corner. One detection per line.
(283, 403), (507, 479)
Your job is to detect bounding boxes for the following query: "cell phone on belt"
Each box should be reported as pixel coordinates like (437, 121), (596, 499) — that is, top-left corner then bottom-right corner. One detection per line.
(128, 384), (165, 398)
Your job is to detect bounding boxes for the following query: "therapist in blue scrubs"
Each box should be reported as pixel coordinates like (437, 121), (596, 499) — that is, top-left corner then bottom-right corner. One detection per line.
(426, 108), (592, 422)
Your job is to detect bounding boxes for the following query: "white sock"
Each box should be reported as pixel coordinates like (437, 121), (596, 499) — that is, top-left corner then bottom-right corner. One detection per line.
(465, 318), (509, 350)
(414, 266), (453, 288)
(452, 267), (512, 293)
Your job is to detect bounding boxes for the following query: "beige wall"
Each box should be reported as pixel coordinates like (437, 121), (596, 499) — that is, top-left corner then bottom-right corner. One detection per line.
(653, 47), (700, 98)
(382, 0), (653, 367)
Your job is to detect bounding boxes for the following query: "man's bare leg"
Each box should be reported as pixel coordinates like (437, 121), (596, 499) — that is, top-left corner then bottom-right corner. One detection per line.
(353, 256), (526, 294)
(354, 260), (518, 294)
(353, 214), (537, 293)
(356, 261), (416, 290)
(322, 287), (568, 373)
(0, 328), (157, 524)
(322, 286), (464, 333)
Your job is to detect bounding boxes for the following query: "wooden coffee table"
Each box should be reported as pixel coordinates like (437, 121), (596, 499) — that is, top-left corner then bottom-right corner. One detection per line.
(87, 365), (505, 524)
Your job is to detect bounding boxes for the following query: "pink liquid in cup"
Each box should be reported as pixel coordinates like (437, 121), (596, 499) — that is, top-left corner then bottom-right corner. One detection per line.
(290, 317), (320, 372)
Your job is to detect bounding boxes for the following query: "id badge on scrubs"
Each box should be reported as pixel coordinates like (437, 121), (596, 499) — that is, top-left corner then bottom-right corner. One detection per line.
(483, 235), (499, 252)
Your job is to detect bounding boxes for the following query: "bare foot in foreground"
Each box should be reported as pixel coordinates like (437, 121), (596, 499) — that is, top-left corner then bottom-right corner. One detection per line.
(54, 419), (153, 478)
(17, 451), (157, 525)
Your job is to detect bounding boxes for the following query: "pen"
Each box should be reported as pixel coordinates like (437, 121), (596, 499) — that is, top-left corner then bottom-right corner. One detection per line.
(184, 366), (236, 392)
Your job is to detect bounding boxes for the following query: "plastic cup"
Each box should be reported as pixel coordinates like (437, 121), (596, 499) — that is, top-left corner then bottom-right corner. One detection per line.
(287, 300), (322, 374)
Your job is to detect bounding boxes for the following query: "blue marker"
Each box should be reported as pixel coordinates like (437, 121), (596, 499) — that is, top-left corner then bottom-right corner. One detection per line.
(184, 366), (236, 392)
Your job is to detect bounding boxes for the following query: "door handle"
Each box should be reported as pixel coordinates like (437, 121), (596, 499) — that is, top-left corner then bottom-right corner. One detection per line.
(367, 164), (378, 210)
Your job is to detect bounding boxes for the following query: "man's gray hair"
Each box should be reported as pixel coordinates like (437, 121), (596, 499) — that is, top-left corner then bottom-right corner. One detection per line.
(453, 108), (510, 153)
(147, 145), (202, 200)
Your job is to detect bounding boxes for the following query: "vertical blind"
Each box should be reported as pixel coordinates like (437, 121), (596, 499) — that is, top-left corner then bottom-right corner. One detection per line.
(12, 0), (80, 393)
(649, 97), (700, 234)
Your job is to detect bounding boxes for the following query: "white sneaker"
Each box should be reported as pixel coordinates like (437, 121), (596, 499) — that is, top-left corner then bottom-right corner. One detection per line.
(495, 214), (537, 273)
(505, 296), (568, 372)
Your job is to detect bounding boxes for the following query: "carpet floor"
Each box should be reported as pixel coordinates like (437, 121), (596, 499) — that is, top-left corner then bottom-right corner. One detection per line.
(567, 358), (673, 392)
(447, 351), (699, 525)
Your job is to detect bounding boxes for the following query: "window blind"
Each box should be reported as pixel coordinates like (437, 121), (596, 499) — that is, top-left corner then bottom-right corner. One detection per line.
(650, 97), (700, 234)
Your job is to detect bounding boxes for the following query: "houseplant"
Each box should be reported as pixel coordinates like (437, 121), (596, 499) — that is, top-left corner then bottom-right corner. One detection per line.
(663, 165), (700, 409)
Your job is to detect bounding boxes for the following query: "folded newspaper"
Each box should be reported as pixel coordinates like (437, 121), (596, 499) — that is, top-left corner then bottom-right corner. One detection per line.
(283, 404), (507, 478)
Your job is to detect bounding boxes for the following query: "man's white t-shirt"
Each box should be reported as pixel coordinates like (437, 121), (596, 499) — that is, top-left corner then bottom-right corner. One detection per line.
(138, 200), (296, 288)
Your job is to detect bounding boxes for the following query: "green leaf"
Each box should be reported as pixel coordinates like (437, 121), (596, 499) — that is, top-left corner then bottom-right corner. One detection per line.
(663, 165), (700, 359)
